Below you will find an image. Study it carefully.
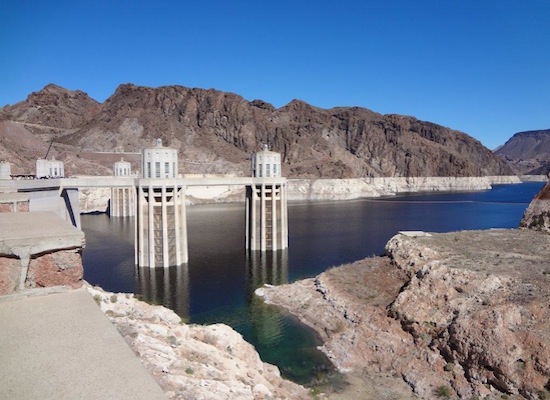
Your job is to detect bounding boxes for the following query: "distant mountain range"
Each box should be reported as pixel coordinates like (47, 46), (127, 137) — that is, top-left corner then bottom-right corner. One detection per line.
(0, 83), (513, 178)
(494, 129), (550, 175)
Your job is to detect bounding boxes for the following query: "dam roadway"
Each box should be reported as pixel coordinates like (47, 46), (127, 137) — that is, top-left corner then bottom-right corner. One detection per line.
(4, 176), (286, 190)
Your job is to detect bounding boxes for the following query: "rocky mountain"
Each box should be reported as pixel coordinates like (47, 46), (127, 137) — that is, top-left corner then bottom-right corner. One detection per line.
(495, 129), (550, 175)
(0, 83), (514, 178)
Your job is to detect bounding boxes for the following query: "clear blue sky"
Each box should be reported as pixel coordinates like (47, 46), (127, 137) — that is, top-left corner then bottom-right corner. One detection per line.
(1, 0), (549, 149)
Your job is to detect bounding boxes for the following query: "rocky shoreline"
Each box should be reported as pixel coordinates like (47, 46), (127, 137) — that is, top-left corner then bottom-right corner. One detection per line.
(256, 228), (550, 399)
(87, 284), (310, 400)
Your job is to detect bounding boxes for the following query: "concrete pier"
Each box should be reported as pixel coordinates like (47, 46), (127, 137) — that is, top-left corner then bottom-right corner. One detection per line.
(135, 180), (187, 268)
(246, 180), (288, 251)
(135, 140), (187, 268)
(246, 145), (288, 251)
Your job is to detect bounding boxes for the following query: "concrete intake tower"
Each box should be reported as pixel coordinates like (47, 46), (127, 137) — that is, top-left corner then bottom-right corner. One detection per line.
(135, 139), (188, 268)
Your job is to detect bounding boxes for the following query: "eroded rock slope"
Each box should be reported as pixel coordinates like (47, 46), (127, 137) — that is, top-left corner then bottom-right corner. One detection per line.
(257, 229), (550, 399)
(87, 285), (309, 400)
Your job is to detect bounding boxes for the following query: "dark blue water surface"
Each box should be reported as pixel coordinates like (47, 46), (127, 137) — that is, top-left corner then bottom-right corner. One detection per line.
(81, 182), (544, 384)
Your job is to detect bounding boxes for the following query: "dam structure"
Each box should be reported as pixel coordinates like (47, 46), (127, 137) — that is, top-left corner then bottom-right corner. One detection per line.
(1, 141), (288, 268)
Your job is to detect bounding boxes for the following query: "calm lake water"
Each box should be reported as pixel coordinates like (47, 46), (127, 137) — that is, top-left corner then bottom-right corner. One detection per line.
(81, 182), (544, 384)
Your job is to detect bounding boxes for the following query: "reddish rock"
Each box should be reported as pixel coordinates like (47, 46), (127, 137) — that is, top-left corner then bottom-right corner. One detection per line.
(0, 257), (21, 295)
(0, 83), (512, 179)
(26, 251), (83, 289)
(259, 229), (550, 399)
(521, 180), (550, 233)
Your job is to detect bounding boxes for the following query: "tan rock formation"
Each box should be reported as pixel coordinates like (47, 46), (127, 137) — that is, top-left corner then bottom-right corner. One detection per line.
(258, 229), (550, 399)
(87, 285), (310, 400)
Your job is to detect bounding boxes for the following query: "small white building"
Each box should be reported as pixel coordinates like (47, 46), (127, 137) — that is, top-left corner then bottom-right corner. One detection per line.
(0, 162), (11, 180)
(251, 144), (281, 178)
(110, 158), (135, 217)
(36, 157), (64, 178)
(141, 139), (178, 179)
(114, 158), (132, 177)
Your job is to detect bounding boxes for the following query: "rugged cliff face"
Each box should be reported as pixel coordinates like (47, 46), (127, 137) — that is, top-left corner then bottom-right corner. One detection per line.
(521, 179), (550, 233)
(0, 83), (513, 178)
(257, 229), (550, 399)
(495, 130), (550, 175)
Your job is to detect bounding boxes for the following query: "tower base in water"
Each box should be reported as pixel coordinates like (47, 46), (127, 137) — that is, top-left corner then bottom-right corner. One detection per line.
(245, 179), (288, 251)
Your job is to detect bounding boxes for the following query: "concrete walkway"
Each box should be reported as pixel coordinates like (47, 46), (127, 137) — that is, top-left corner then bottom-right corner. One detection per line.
(0, 286), (167, 400)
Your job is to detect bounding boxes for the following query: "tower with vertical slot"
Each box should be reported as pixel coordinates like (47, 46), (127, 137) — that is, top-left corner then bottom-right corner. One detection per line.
(135, 139), (187, 267)
(245, 144), (288, 251)
(110, 158), (135, 217)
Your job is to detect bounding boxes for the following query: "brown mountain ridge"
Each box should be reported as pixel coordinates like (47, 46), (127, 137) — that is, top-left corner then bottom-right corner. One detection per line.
(495, 129), (550, 175)
(0, 83), (513, 178)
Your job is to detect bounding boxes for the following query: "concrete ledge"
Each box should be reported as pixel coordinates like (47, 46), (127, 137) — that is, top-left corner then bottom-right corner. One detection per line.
(0, 192), (29, 212)
(0, 212), (85, 295)
(0, 212), (84, 257)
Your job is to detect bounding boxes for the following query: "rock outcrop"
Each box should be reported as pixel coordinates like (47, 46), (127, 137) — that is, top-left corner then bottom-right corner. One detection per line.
(520, 179), (550, 233)
(495, 129), (550, 175)
(1, 83), (513, 179)
(257, 229), (550, 399)
(87, 285), (309, 400)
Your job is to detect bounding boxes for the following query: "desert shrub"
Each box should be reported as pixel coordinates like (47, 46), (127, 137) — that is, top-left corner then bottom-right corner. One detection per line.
(434, 385), (452, 398)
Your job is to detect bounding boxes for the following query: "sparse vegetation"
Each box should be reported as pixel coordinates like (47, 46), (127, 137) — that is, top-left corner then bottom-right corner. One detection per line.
(185, 367), (194, 375)
(92, 294), (102, 305)
(110, 294), (118, 303)
(434, 384), (452, 398)
(444, 362), (455, 372)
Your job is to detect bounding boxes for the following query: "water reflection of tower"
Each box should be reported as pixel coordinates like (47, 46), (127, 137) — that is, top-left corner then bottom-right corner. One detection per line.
(246, 250), (289, 293)
(135, 264), (190, 321)
(246, 250), (289, 348)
